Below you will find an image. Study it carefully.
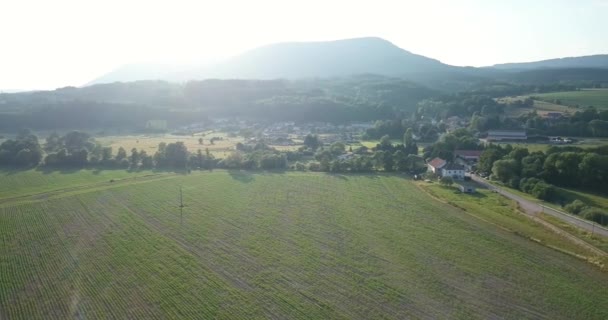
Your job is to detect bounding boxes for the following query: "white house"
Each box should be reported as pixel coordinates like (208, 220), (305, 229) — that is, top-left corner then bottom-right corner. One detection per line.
(441, 163), (465, 180)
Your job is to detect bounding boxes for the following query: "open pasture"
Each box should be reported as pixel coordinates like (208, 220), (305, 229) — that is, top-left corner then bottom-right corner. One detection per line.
(1, 171), (607, 319)
(96, 132), (243, 158)
(493, 137), (608, 153)
(499, 96), (574, 117)
(533, 89), (608, 109)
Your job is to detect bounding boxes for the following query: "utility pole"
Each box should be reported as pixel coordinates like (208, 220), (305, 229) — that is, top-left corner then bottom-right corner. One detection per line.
(179, 185), (185, 226)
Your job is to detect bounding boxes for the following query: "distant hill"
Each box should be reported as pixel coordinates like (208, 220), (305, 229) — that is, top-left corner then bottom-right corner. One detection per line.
(500, 68), (608, 84)
(87, 37), (608, 89)
(89, 37), (457, 84)
(87, 64), (190, 86)
(173, 37), (457, 80)
(492, 54), (608, 70)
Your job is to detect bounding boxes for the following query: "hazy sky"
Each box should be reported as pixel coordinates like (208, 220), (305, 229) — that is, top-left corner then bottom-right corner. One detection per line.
(2, 0), (607, 90)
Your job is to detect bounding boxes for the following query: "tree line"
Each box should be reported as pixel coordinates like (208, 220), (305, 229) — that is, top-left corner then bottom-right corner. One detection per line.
(478, 144), (608, 225)
(0, 76), (441, 132)
(521, 107), (608, 137)
(0, 130), (217, 171)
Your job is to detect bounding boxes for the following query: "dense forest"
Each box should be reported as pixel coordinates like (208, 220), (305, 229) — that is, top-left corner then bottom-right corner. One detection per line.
(0, 76), (440, 131)
(3, 70), (607, 132)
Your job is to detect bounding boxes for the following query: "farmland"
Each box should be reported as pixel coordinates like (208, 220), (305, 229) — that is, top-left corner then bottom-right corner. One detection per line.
(0, 169), (162, 199)
(533, 89), (608, 109)
(499, 96), (574, 117)
(491, 137), (608, 153)
(96, 132), (243, 158)
(1, 170), (608, 319)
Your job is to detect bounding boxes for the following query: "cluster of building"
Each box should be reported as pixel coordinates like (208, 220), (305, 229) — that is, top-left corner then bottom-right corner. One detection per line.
(259, 121), (372, 145)
(426, 149), (483, 180)
(484, 130), (527, 142)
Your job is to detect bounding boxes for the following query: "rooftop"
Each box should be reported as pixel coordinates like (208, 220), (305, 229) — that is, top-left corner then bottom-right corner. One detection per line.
(427, 157), (447, 169)
(443, 163), (465, 171)
(487, 130), (527, 136)
(454, 150), (483, 157)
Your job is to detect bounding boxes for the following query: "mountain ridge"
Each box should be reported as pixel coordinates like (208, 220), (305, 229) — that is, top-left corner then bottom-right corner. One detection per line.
(492, 54), (608, 70)
(89, 37), (457, 85)
(87, 37), (608, 86)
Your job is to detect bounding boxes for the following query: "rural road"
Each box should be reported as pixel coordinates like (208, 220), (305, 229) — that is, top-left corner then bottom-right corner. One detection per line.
(470, 175), (608, 238)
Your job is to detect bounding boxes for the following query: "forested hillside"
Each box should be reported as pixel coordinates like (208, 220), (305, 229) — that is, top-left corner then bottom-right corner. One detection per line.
(0, 76), (439, 131)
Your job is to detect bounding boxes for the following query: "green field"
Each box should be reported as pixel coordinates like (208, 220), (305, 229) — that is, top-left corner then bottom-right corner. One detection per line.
(0, 169), (165, 199)
(1, 171), (608, 319)
(96, 132), (244, 158)
(493, 137), (608, 153)
(499, 96), (574, 117)
(533, 89), (608, 109)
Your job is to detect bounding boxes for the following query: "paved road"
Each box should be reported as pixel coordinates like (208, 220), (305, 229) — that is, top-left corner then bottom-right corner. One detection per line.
(471, 175), (608, 238)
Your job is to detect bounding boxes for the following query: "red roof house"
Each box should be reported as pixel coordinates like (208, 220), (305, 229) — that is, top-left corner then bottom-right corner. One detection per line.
(427, 157), (447, 173)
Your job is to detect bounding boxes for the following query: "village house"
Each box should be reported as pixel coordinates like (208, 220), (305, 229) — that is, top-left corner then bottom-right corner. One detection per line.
(458, 184), (476, 193)
(337, 153), (356, 161)
(454, 150), (483, 162)
(441, 163), (466, 180)
(427, 157), (447, 174)
(454, 150), (483, 171)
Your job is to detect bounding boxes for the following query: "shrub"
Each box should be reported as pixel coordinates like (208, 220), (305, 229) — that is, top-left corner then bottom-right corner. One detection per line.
(308, 162), (322, 172)
(507, 176), (520, 189)
(294, 162), (307, 171)
(580, 208), (608, 226)
(564, 200), (587, 215)
(440, 176), (454, 186)
(519, 177), (542, 193)
(530, 182), (557, 201)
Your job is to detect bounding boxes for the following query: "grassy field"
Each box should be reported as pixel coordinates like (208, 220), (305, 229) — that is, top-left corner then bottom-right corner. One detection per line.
(422, 182), (608, 258)
(0, 169), (163, 200)
(499, 96), (574, 117)
(1, 171), (608, 319)
(532, 99), (574, 113)
(465, 178), (608, 252)
(97, 132), (308, 158)
(419, 183), (607, 256)
(494, 142), (553, 153)
(533, 89), (608, 109)
(493, 137), (608, 153)
(97, 132), (244, 158)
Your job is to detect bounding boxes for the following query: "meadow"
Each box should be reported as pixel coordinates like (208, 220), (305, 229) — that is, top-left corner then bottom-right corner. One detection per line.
(1, 170), (608, 319)
(492, 137), (608, 153)
(499, 96), (574, 117)
(533, 89), (608, 109)
(96, 132), (243, 158)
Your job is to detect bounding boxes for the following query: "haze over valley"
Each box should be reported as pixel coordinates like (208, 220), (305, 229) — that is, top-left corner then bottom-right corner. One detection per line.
(2, 1), (608, 319)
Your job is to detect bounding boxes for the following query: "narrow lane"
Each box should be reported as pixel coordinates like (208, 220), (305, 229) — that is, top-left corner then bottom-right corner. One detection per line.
(470, 174), (608, 238)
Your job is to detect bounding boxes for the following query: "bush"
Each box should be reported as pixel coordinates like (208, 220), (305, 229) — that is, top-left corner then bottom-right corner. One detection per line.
(580, 208), (608, 226)
(308, 162), (322, 171)
(423, 171), (438, 180)
(530, 182), (557, 201)
(294, 162), (307, 171)
(564, 200), (587, 215)
(118, 159), (130, 169)
(440, 176), (454, 186)
(507, 176), (520, 189)
(519, 177), (542, 193)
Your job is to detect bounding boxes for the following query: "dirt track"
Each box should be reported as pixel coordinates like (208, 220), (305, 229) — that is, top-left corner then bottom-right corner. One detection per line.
(471, 174), (608, 238)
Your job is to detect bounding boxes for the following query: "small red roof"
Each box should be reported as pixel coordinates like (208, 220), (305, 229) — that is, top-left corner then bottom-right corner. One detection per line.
(427, 157), (447, 169)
